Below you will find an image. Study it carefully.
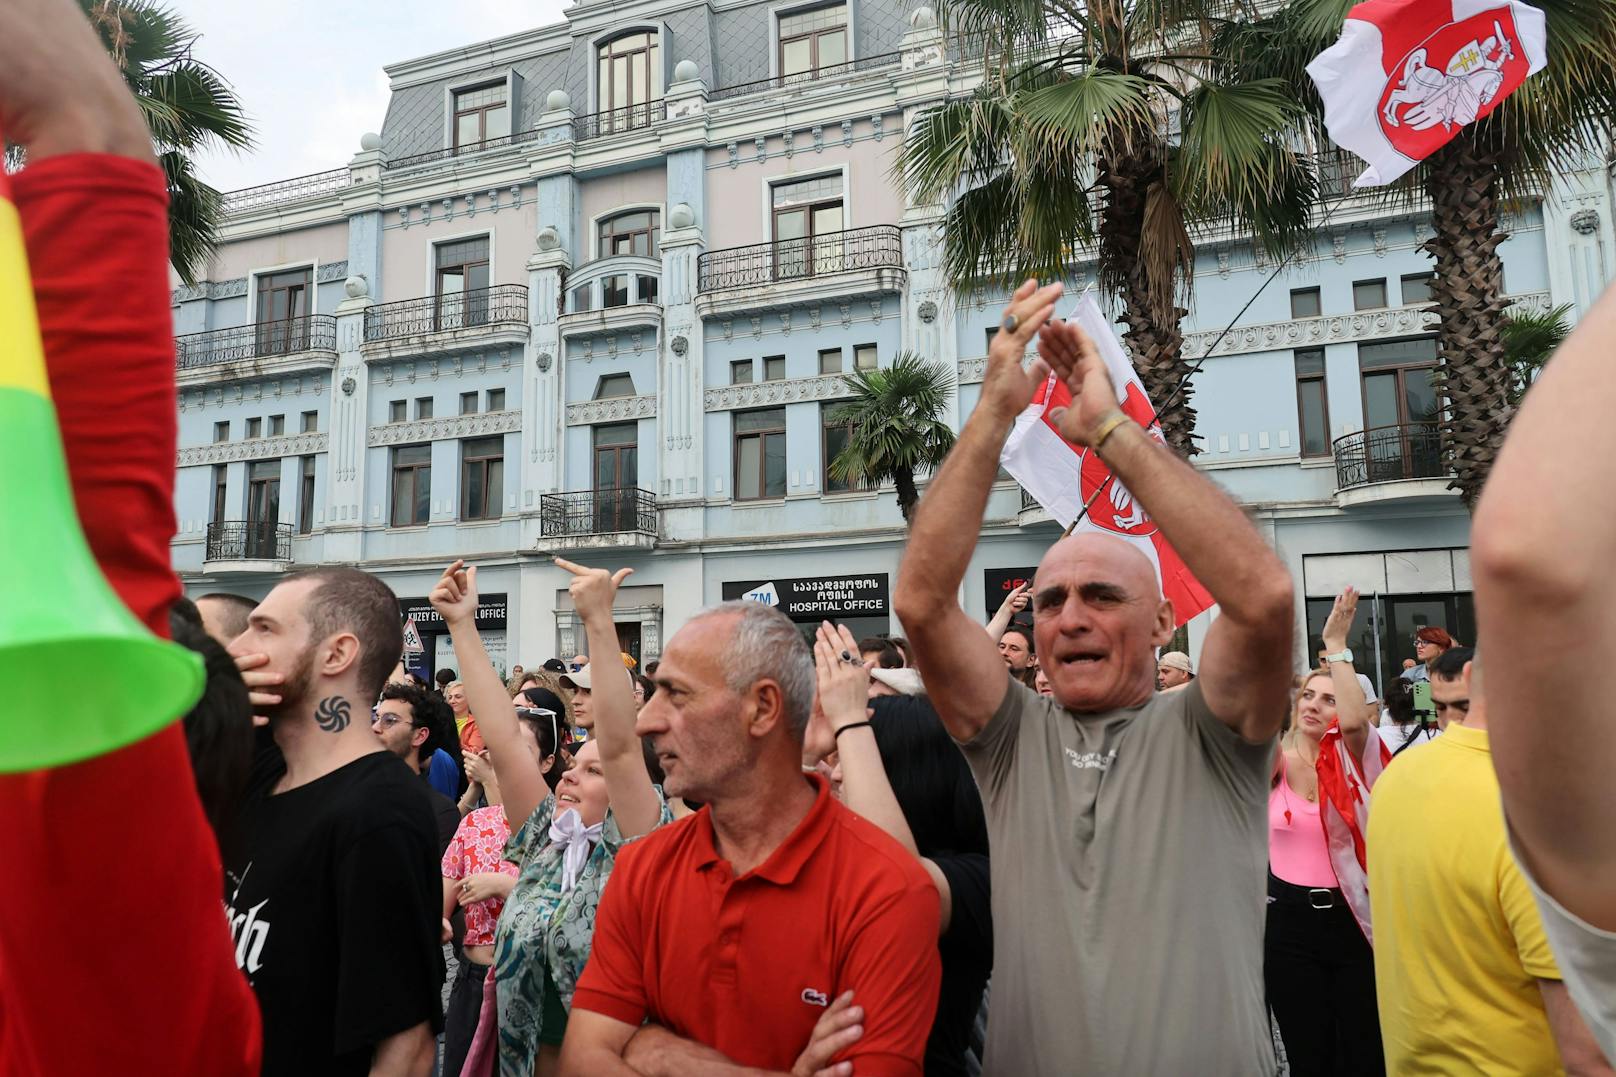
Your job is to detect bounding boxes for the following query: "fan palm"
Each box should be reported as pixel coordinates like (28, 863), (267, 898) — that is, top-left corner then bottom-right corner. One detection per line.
(901, 0), (1320, 456)
(1501, 302), (1571, 407)
(1221, 0), (1616, 505)
(828, 352), (958, 526)
(82, 0), (252, 284)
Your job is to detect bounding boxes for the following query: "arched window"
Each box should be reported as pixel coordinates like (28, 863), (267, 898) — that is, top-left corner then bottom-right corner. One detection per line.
(598, 209), (661, 259)
(597, 32), (658, 116)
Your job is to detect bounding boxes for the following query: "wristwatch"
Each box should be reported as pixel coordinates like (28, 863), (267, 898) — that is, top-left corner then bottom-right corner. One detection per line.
(1323, 648), (1353, 664)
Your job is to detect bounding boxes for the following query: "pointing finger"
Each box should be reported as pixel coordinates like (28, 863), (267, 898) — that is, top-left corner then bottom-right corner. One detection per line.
(553, 557), (584, 575)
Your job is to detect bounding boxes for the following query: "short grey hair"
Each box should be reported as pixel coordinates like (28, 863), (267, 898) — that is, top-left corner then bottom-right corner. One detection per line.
(690, 601), (815, 739)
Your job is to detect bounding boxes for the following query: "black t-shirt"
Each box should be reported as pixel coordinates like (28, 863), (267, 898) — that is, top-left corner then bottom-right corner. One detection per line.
(418, 767), (461, 856)
(225, 749), (447, 1077)
(926, 851), (993, 1077)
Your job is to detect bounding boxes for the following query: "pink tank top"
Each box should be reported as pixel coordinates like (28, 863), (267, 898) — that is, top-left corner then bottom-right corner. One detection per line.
(1268, 755), (1338, 888)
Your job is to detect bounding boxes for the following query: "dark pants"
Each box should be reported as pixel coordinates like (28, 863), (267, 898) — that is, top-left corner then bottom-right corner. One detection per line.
(442, 958), (489, 1077)
(1264, 875), (1385, 1077)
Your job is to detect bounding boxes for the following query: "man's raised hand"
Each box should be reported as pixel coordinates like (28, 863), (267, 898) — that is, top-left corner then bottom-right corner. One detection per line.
(430, 559), (479, 627)
(233, 652), (280, 727)
(980, 279), (1064, 423)
(1038, 318), (1126, 448)
(555, 558), (632, 627)
(790, 990), (863, 1077)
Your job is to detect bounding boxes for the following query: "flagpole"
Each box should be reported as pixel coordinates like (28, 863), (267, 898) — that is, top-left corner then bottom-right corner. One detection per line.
(1061, 188), (1361, 538)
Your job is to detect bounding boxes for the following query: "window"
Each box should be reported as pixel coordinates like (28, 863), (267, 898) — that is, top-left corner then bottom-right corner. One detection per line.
(453, 82), (510, 149)
(985, 327), (999, 354)
(391, 444), (432, 526)
(779, 4), (848, 79)
(1359, 338), (1439, 429)
(822, 406), (857, 493)
(268, 414), (284, 437)
(730, 359), (754, 385)
(435, 237), (491, 329)
(594, 424), (640, 530)
(213, 420), (230, 443)
(819, 348), (843, 375)
(598, 210), (661, 258)
(772, 174), (844, 279)
(637, 274), (658, 305)
(595, 373), (636, 399)
(1353, 279), (1388, 311)
(298, 456), (316, 534)
(460, 436), (504, 520)
(571, 283), (594, 314)
(486, 388), (506, 412)
(246, 459), (280, 544)
(1294, 349), (1331, 458)
(1290, 287), (1321, 319)
(460, 391), (479, 415)
(734, 408), (787, 500)
(211, 464), (228, 523)
(764, 355), (786, 381)
(1400, 273), (1434, 306)
(597, 31), (658, 128)
(415, 397), (433, 420)
(854, 343), (878, 371)
(602, 274), (629, 308)
(255, 267), (312, 355)
(301, 410), (318, 433)
(246, 417), (262, 439)
(389, 400), (407, 423)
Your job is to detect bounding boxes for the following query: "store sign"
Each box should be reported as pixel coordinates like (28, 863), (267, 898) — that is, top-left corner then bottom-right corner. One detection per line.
(722, 574), (889, 620)
(983, 567), (1037, 626)
(396, 592), (508, 632)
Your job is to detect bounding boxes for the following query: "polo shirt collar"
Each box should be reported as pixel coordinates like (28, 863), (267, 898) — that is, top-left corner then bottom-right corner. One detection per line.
(1441, 722), (1489, 753)
(693, 772), (833, 886)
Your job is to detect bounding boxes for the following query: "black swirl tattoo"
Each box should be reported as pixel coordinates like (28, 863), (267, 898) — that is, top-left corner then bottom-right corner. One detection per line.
(314, 695), (352, 733)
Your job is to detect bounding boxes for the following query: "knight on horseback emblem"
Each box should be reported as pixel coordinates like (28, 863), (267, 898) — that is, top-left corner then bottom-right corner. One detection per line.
(1381, 19), (1515, 132)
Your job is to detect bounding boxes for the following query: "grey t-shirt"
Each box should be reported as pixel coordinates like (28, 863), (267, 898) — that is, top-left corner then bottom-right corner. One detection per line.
(960, 678), (1277, 1077)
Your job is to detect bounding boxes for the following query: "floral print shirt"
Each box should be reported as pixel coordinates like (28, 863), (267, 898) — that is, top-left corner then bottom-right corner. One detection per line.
(440, 805), (519, 948)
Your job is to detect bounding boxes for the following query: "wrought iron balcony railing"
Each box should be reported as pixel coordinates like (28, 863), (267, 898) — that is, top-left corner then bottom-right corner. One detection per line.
(540, 488), (658, 538)
(363, 284), (529, 343)
(387, 128), (546, 171)
(573, 100), (666, 141)
(205, 520), (292, 562)
(698, 225), (903, 292)
(220, 169), (350, 214)
(1333, 422), (1445, 490)
(176, 315), (338, 371)
(711, 52), (902, 102)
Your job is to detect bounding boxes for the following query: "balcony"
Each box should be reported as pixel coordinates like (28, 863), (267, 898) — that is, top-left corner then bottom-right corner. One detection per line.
(573, 100), (666, 142)
(361, 284), (529, 360)
(710, 52), (902, 103)
(220, 169), (349, 216)
(559, 257), (662, 339)
(175, 315), (338, 385)
(386, 128), (545, 172)
(696, 225), (905, 317)
(204, 521), (293, 571)
(1332, 422), (1456, 507)
(540, 488), (658, 551)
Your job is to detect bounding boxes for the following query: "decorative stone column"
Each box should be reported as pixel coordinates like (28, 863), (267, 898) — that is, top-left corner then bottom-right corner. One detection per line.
(323, 277), (373, 562)
(659, 127), (707, 543)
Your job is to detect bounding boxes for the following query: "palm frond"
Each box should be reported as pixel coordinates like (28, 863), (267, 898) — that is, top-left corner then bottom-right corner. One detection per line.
(145, 62), (252, 151)
(826, 353), (958, 512)
(162, 150), (222, 285)
(1502, 303), (1572, 406)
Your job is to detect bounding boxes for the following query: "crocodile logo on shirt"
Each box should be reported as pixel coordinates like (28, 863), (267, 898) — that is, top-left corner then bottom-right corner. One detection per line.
(801, 988), (829, 1007)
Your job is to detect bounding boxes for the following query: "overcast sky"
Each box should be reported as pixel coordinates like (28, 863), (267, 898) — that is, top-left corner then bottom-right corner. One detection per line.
(168, 0), (570, 192)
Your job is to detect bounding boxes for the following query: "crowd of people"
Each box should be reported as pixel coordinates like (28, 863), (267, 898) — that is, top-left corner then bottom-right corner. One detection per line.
(4, 3), (1616, 1075)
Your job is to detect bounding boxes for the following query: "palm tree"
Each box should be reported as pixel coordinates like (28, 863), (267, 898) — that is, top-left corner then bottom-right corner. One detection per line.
(900, 0), (1319, 456)
(1501, 302), (1571, 406)
(82, 0), (252, 284)
(827, 352), (958, 525)
(1221, 0), (1616, 504)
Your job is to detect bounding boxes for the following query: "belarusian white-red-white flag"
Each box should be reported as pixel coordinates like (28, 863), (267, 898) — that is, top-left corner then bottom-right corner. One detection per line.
(1307, 0), (1547, 187)
(999, 294), (1213, 627)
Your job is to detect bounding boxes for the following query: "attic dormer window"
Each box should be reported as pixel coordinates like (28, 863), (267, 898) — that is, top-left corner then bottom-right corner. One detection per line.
(454, 82), (510, 148)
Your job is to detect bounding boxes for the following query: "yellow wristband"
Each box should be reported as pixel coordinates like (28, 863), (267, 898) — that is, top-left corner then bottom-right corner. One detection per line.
(1090, 410), (1130, 449)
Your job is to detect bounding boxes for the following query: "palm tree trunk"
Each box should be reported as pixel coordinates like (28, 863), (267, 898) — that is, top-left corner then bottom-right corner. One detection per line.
(894, 469), (920, 527)
(1098, 153), (1198, 457)
(1423, 131), (1514, 508)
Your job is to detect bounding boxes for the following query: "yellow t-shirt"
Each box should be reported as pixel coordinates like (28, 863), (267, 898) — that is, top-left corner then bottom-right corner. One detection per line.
(1367, 724), (1563, 1074)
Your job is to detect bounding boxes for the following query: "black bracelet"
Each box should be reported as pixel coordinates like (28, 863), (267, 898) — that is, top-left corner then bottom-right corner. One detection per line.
(834, 721), (873, 739)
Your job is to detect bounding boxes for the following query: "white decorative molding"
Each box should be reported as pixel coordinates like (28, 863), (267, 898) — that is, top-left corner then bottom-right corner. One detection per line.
(957, 357), (987, 383)
(1181, 292), (1552, 358)
(366, 409), (521, 446)
(703, 373), (853, 412)
(178, 432), (328, 467)
(566, 394), (657, 426)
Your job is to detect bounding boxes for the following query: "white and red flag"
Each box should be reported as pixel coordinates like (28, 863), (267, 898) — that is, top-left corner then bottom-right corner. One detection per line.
(1307, 0), (1547, 187)
(1316, 721), (1394, 942)
(999, 293), (1214, 627)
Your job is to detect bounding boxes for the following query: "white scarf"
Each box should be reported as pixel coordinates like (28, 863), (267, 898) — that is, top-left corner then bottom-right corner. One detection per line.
(548, 807), (603, 893)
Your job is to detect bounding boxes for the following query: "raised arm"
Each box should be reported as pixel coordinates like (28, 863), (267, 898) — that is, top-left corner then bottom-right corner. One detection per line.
(1472, 281), (1616, 932)
(895, 280), (1065, 741)
(554, 558), (661, 839)
(1036, 319), (1295, 742)
(983, 582), (1029, 644)
(1320, 588), (1372, 760)
(431, 561), (546, 831)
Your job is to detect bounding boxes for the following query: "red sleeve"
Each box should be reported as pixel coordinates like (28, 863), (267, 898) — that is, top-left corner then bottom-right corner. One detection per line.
(570, 843), (652, 1026)
(834, 874), (942, 1077)
(0, 154), (261, 1077)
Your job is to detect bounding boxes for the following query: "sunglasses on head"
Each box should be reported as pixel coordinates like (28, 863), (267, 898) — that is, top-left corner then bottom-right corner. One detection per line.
(516, 706), (559, 753)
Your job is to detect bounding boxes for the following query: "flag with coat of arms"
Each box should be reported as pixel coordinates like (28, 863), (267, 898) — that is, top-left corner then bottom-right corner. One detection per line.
(1307, 0), (1548, 187)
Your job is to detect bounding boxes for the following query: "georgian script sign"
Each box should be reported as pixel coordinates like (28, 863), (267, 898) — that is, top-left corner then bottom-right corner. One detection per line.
(722, 574), (890, 620)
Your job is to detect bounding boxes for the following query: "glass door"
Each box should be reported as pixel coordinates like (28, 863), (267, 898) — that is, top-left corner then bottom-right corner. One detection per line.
(255, 268), (311, 355)
(593, 424), (638, 532)
(246, 459), (281, 557)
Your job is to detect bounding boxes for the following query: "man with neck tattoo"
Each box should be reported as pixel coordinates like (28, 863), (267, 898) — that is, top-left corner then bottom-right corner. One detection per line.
(228, 568), (446, 1077)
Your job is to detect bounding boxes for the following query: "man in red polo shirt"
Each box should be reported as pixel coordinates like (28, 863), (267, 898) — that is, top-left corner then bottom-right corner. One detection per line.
(560, 601), (941, 1077)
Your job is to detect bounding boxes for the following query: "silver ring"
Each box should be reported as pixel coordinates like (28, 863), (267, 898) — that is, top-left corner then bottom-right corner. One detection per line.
(840, 650), (857, 664)
(1002, 313), (1020, 333)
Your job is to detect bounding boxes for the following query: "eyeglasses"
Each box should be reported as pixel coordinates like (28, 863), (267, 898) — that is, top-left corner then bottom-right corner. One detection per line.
(371, 713), (417, 730)
(1413, 637), (1432, 646)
